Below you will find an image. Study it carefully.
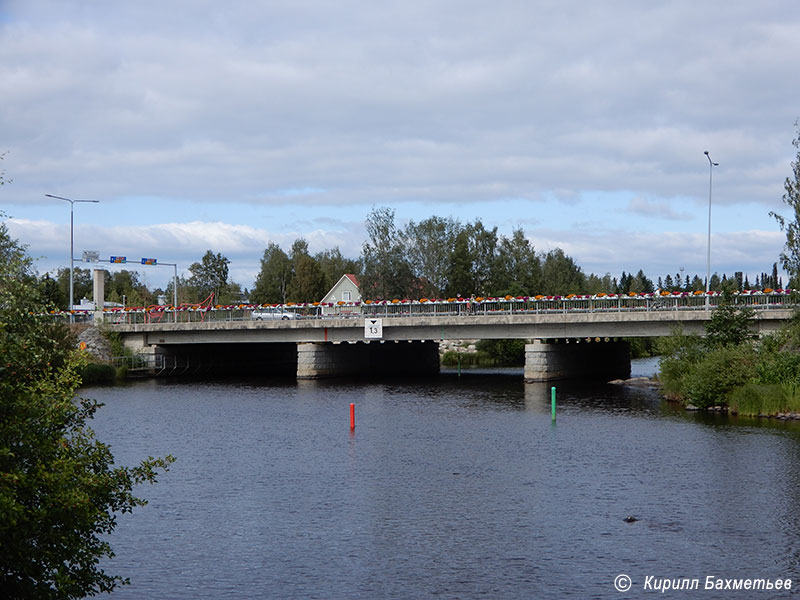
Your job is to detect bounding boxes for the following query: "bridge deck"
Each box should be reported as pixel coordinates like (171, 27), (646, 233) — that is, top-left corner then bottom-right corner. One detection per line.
(111, 307), (793, 346)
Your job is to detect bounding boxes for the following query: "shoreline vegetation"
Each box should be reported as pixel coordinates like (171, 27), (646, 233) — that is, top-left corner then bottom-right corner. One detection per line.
(657, 295), (800, 418)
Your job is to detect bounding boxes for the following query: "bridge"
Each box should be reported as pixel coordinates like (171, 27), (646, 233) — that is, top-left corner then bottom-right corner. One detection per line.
(104, 292), (795, 381)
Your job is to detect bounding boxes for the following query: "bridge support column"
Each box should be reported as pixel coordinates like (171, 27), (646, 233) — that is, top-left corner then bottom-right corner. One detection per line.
(297, 340), (440, 379)
(524, 339), (630, 382)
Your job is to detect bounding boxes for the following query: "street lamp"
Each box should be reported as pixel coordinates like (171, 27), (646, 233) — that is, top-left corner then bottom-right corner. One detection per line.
(46, 194), (100, 319)
(703, 151), (718, 308)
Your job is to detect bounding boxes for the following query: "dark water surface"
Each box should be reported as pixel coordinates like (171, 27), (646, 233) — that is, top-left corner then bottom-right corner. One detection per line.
(87, 359), (800, 598)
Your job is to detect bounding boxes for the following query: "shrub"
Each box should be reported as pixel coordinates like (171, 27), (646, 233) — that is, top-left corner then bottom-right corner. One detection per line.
(475, 339), (526, 365)
(78, 362), (118, 385)
(657, 328), (705, 400)
(681, 345), (757, 408)
(441, 350), (495, 367)
(755, 347), (800, 385)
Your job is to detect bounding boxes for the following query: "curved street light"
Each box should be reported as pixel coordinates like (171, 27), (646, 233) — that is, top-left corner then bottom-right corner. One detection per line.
(703, 151), (718, 309)
(46, 194), (100, 320)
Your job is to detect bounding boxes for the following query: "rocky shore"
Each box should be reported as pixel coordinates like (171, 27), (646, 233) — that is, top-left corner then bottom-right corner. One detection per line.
(76, 327), (113, 362)
(608, 376), (660, 389)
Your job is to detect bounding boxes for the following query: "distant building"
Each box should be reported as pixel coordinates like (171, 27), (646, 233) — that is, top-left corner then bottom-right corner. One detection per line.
(321, 274), (360, 315)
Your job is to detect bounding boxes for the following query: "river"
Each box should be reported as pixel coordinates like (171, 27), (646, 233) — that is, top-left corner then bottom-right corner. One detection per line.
(87, 358), (800, 598)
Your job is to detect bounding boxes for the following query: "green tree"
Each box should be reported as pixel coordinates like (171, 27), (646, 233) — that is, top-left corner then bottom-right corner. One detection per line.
(466, 220), (499, 296)
(585, 272), (615, 295)
(315, 247), (360, 295)
(360, 207), (412, 300)
(445, 229), (473, 297)
(628, 269), (654, 294)
(252, 243), (292, 304)
(404, 216), (460, 298)
(494, 228), (539, 296)
(37, 273), (67, 309)
(539, 248), (586, 295)
(704, 296), (756, 348)
(0, 217), (174, 598)
(287, 239), (325, 302)
(55, 267), (93, 309)
(187, 250), (230, 303)
(770, 120), (800, 287)
(106, 270), (153, 308)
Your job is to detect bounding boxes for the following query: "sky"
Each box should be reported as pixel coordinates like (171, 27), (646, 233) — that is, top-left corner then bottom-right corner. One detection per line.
(1, 0), (799, 292)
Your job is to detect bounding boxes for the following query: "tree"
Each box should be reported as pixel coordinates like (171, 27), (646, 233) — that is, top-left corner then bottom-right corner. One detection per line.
(252, 243), (292, 304)
(466, 220), (499, 296)
(0, 217), (174, 598)
(106, 270), (153, 308)
(540, 248), (586, 294)
(287, 239), (325, 302)
(445, 229), (473, 297)
(55, 267), (93, 309)
(315, 247), (360, 295)
(705, 294), (756, 348)
(586, 272), (615, 295)
(360, 207), (412, 300)
(187, 250), (230, 303)
(771, 120), (800, 287)
(494, 228), (540, 296)
(629, 269), (654, 294)
(37, 273), (66, 309)
(404, 216), (460, 298)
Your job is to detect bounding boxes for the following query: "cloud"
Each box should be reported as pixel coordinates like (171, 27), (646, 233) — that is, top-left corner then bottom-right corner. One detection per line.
(626, 197), (691, 221)
(1, 0), (797, 290)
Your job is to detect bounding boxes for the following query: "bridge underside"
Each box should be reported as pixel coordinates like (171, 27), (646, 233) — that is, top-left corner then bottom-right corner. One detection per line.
(155, 343), (298, 377)
(524, 339), (631, 382)
(140, 338), (631, 382)
(149, 340), (442, 379)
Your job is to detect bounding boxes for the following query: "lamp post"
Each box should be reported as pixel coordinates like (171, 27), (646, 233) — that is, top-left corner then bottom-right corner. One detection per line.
(46, 194), (100, 320)
(703, 151), (718, 308)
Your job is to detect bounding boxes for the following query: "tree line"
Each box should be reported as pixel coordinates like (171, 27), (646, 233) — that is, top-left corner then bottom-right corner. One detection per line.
(28, 208), (788, 310)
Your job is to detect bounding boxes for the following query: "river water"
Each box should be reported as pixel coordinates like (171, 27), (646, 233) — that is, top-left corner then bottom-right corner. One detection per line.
(87, 358), (800, 599)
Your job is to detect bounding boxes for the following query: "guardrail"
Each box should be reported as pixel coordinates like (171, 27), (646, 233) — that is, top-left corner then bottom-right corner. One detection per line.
(58, 290), (797, 326)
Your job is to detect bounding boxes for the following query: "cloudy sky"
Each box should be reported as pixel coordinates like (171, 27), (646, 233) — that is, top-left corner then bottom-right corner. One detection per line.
(1, 0), (798, 291)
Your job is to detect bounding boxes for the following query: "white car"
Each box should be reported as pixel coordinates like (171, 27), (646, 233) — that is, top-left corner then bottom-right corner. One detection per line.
(251, 307), (298, 321)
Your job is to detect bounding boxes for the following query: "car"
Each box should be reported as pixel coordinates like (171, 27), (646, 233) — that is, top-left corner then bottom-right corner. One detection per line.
(251, 307), (298, 321)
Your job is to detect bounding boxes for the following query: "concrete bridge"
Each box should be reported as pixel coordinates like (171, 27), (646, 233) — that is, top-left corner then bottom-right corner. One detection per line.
(109, 299), (794, 381)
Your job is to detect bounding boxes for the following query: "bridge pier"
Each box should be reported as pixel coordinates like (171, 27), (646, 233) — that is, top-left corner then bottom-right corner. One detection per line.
(297, 340), (440, 379)
(524, 339), (630, 382)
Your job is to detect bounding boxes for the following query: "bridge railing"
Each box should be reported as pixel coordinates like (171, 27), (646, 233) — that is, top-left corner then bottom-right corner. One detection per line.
(58, 290), (796, 325)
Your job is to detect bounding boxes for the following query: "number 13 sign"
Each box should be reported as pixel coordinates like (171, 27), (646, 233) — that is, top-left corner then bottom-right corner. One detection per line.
(364, 318), (383, 339)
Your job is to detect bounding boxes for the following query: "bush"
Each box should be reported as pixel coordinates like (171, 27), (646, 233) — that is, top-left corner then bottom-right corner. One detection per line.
(755, 347), (800, 385)
(78, 362), (118, 385)
(475, 339), (526, 365)
(657, 328), (705, 400)
(627, 337), (658, 359)
(441, 350), (495, 367)
(680, 345), (757, 408)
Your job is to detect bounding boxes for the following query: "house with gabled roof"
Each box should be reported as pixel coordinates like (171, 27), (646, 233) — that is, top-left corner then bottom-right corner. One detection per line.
(320, 274), (361, 314)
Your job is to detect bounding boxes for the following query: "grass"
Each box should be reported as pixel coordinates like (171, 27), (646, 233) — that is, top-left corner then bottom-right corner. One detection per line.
(728, 383), (800, 416)
(440, 351), (497, 368)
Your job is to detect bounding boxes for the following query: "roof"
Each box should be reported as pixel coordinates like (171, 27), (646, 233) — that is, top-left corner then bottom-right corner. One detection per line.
(321, 273), (361, 303)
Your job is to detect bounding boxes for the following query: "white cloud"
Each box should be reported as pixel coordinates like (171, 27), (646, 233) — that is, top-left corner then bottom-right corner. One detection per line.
(1, 0), (798, 288)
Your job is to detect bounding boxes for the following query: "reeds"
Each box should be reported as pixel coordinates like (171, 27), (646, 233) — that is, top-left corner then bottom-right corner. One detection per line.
(728, 383), (800, 416)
